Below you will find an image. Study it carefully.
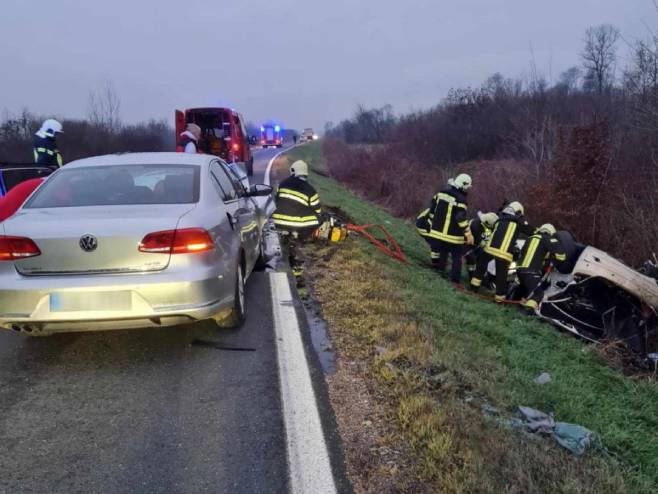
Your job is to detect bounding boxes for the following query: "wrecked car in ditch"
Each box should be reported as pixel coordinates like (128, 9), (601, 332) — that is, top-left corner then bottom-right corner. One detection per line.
(537, 246), (658, 355)
(486, 232), (658, 355)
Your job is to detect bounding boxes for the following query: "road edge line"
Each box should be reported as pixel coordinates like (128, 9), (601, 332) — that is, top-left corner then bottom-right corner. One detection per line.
(270, 272), (338, 494)
(267, 145), (338, 493)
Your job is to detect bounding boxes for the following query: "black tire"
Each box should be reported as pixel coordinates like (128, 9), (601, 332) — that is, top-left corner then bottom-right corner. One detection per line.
(254, 238), (267, 271)
(216, 263), (246, 328)
(276, 144), (283, 148)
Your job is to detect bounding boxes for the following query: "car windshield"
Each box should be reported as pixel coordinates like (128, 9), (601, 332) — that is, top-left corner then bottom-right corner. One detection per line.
(24, 164), (200, 208)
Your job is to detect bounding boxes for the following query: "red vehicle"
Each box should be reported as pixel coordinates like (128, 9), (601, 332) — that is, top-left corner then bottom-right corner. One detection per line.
(176, 107), (254, 176)
(260, 124), (283, 148)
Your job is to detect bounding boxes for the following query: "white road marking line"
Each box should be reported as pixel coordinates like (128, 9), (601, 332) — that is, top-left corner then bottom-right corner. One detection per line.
(264, 144), (299, 186)
(265, 144), (337, 493)
(270, 272), (337, 494)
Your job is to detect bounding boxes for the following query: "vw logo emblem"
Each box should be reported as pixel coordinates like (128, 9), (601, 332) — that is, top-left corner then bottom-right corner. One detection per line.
(79, 234), (98, 252)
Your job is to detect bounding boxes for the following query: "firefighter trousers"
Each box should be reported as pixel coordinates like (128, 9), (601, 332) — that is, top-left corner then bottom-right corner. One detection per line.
(424, 238), (463, 283)
(470, 252), (510, 302)
(517, 271), (544, 310)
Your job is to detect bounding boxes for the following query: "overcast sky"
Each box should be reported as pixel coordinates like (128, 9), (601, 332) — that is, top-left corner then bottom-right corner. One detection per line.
(1, 0), (656, 132)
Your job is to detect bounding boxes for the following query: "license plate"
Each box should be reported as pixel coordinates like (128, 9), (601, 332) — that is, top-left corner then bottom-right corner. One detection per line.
(49, 291), (132, 312)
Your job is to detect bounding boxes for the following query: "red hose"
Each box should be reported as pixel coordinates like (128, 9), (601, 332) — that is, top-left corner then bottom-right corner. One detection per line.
(346, 224), (410, 265)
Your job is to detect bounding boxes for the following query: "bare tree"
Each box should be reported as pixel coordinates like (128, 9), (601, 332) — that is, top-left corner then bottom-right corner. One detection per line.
(581, 25), (620, 94)
(87, 82), (121, 131)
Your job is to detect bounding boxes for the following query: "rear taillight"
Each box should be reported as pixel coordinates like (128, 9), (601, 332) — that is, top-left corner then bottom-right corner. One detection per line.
(232, 143), (239, 151)
(0, 236), (41, 261)
(139, 228), (214, 254)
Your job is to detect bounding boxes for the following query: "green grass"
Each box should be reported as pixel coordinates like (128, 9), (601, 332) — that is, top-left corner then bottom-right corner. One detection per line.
(286, 142), (658, 492)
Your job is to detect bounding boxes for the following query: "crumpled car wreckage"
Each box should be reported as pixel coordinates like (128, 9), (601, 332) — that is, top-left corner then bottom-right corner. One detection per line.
(489, 232), (658, 355)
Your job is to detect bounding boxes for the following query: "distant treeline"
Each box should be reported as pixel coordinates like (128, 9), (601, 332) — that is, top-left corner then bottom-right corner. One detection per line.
(324, 25), (658, 265)
(0, 110), (173, 164)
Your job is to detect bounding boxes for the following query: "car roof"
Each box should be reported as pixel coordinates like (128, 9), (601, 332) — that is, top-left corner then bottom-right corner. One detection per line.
(65, 152), (218, 169)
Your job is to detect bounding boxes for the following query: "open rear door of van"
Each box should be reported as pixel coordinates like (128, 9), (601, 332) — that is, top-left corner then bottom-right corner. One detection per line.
(175, 110), (185, 145)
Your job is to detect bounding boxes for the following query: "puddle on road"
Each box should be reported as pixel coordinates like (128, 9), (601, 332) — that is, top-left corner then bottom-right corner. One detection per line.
(300, 290), (337, 375)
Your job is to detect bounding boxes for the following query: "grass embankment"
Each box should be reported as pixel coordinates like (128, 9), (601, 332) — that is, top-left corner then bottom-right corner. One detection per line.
(283, 142), (658, 493)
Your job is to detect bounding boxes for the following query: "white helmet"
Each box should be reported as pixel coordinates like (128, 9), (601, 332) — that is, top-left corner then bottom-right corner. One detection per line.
(507, 201), (524, 217)
(39, 119), (64, 136)
(290, 160), (309, 177)
(538, 223), (556, 236)
(453, 173), (472, 191)
(478, 211), (499, 229)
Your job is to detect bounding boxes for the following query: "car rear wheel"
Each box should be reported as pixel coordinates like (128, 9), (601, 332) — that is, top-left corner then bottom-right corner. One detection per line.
(216, 263), (246, 328)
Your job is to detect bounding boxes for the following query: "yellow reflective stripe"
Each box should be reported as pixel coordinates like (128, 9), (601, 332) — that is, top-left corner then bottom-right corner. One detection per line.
(520, 236), (540, 269)
(494, 295), (506, 303)
(523, 299), (539, 309)
(458, 219), (469, 228)
(470, 277), (482, 287)
(278, 188), (310, 201)
(36, 147), (56, 155)
(309, 199), (320, 207)
(272, 213), (318, 222)
(427, 230), (465, 244)
(501, 222), (517, 253)
(314, 208), (321, 214)
(484, 246), (514, 262)
(309, 194), (319, 202)
(442, 203), (453, 234)
(417, 208), (429, 219)
(430, 251), (441, 259)
(554, 253), (566, 261)
(273, 219), (319, 228)
(436, 193), (466, 209)
(278, 192), (309, 206)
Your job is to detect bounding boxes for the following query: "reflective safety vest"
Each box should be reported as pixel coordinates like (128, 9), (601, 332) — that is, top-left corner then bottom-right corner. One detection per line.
(176, 134), (199, 153)
(518, 233), (567, 272)
(484, 214), (534, 262)
(272, 176), (321, 231)
(426, 187), (469, 245)
(466, 217), (493, 247)
(33, 134), (62, 168)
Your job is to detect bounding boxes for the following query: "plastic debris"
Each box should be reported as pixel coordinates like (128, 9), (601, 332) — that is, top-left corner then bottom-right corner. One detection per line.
(534, 372), (552, 385)
(553, 422), (594, 456)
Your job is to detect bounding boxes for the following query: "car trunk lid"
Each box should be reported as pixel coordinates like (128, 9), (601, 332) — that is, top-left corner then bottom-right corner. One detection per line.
(4, 205), (195, 276)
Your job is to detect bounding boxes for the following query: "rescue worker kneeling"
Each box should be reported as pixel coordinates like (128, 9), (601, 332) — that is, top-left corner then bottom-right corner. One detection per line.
(517, 223), (566, 313)
(272, 160), (321, 278)
(464, 211), (498, 279)
(416, 174), (472, 283)
(470, 201), (534, 303)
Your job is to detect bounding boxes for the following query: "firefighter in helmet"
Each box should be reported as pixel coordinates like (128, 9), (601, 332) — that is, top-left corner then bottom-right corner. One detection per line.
(416, 173), (472, 283)
(516, 223), (567, 313)
(464, 211), (499, 279)
(272, 160), (321, 278)
(470, 201), (534, 303)
(33, 119), (64, 168)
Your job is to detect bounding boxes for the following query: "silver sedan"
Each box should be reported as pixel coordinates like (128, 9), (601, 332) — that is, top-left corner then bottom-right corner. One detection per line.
(0, 152), (272, 335)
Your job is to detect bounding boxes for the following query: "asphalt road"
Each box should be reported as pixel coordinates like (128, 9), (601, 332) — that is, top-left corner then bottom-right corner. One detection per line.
(0, 145), (323, 494)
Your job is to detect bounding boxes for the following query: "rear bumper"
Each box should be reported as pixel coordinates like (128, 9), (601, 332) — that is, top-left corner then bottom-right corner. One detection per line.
(0, 269), (233, 334)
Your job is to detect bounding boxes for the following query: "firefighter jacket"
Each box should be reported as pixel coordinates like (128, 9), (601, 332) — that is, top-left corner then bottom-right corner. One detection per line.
(426, 186), (469, 245)
(416, 208), (432, 238)
(484, 214), (534, 262)
(518, 233), (567, 273)
(466, 216), (493, 247)
(273, 176), (321, 232)
(33, 134), (62, 168)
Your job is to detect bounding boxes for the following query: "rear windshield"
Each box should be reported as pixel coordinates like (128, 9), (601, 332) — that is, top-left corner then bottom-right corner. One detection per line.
(25, 164), (200, 208)
(2, 168), (51, 192)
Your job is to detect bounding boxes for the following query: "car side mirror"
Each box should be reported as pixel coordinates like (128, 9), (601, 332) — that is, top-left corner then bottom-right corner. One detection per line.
(248, 184), (273, 197)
